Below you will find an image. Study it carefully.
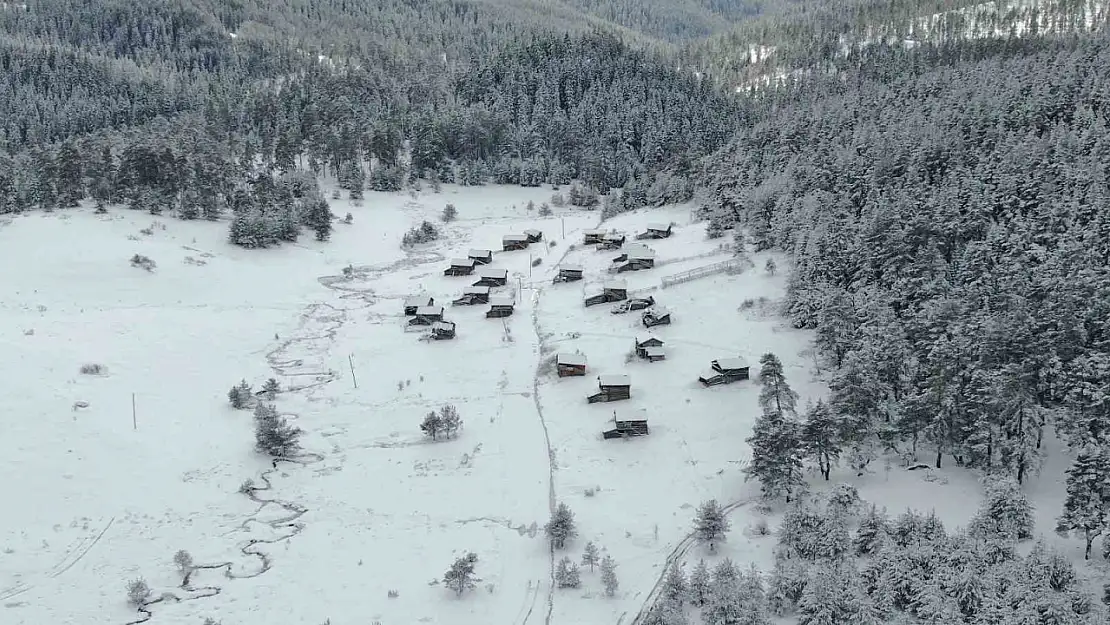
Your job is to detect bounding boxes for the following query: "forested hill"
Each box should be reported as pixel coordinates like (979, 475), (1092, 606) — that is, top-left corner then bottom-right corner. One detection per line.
(701, 31), (1110, 492)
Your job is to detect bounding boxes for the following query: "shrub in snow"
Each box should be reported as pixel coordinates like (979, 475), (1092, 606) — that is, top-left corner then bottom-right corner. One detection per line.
(402, 221), (440, 247)
(344, 212), (353, 224)
(441, 203), (458, 222)
(387, 589), (399, 598)
(130, 254), (157, 272)
(238, 478), (254, 494)
(421, 406), (460, 440)
(765, 258), (777, 275)
(531, 257), (542, 267)
(253, 402), (302, 458)
(173, 549), (194, 582)
(824, 483), (862, 519)
(261, 377), (281, 398)
(126, 578), (151, 607)
(79, 363), (106, 375)
(555, 556), (581, 588)
(600, 554), (618, 597)
(539, 202), (552, 216)
(545, 502), (577, 549)
(751, 518), (770, 536)
(581, 541), (600, 572)
(969, 477), (1034, 541)
(693, 499), (730, 551)
(443, 552), (479, 596)
(550, 192), (566, 207)
(228, 380), (253, 409)
(202, 619), (221, 625)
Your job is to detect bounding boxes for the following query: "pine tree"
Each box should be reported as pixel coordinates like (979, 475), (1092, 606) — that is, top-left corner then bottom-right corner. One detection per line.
(661, 562), (687, 606)
(420, 411), (443, 440)
(854, 505), (891, 555)
(689, 559), (711, 606)
(55, 139), (84, 208)
(443, 552), (479, 596)
(581, 541), (600, 572)
(744, 410), (806, 502)
(600, 554), (619, 597)
(253, 402), (302, 458)
(304, 197), (333, 241)
(757, 353), (799, 417)
(545, 502), (577, 549)
(439, 404), (462, 438)
(228, 380), (253, 409)
(1055, 444), (1110, 559)
(969, 477), (1034, 541)
(693, 499), (731, 550)
(801, 400), (842, 480)
(555, 556), (581, 588)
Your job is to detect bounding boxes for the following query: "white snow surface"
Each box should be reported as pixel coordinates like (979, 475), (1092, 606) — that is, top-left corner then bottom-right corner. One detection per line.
(0, 184), (1080, 625)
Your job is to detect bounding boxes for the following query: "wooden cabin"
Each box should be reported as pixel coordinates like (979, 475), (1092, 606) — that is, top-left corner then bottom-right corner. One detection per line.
(613, 247), (656, 273)
(584, 280), (628, 307)
(553, 264), (584, 283)
(444, 258), (476, 276)
(486, 295), (515, 318)
(473, 267), (509, 287)
(408, 305), (445, 326)
(404, 295), (435, 315)
(698, 357), (751, 386)
(583, 229), (607, 245)
(635, 337), (666, 362)
(612, 296), (655, 314)
(502, 234), (529, 251)
(600, 233), (626, 250)
(642, 307), (672, 328)
(452, 286), (490, 306)
(636, 223), (674, 240)
(602, 418), (650, 439)
(587, 375), (632, 403)
(468, 249), (493, 265)
(429, 321), (456, 340)
(523, 229), (543, 243)
(556, 353), (587, 377)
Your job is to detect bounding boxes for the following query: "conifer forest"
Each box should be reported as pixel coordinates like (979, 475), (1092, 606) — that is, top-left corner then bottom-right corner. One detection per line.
(4, 0), (1110, 623)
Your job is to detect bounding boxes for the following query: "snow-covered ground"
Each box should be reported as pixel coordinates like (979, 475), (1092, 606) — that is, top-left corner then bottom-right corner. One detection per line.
(0, 184), (1087, 625)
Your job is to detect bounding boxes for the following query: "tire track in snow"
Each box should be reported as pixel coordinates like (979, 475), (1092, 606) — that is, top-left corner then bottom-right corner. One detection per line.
(0, 517), (116, 602)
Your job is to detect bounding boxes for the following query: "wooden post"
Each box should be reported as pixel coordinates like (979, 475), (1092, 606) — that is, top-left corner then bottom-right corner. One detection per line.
(348, 354), (359, 389)
(561, 218), (565, 239)
(131, 393), (137, 431)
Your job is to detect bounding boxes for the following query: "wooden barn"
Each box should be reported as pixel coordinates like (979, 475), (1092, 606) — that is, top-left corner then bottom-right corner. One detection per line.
(698, 357), (751, 386)
(583, 229), (608, 245)
(444, 258), (476, 276)
(408, 305), (445, 326)
(602, 415), (650, 439)
(502, 234), (529, 251)
(404, 295), (435, 315)
(636, 223), (673, 240)
(612, 247), (656, 273)
(612, 296), (654, 314)
(524, 229), (543, 243)
(553, 264), (584, 283)
(642, 307), (672, 328)
(473, 267), (509, 287)
(486, 295), (515, 318)
(635, 337), (666, 362)
(584, 280), (628, 307)
(429, 321), (456, 340)
(468, 249), (493, 265)
(587, 375), (632, 403)
(452, 286), (490, 306)
(556, 353), (587, 377)
(600, 233), (626, 250)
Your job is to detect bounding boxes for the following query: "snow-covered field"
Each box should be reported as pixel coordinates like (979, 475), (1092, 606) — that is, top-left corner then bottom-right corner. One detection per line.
(0, 184), (1082, 625)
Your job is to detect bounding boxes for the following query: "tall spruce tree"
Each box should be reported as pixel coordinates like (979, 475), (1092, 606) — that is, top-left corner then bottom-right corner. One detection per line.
(745, 410), (806, 502)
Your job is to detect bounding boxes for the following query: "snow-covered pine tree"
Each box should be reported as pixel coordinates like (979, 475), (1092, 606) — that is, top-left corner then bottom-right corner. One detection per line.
(800, 400), (842, 480)
(854, 505), (891, 555)
(581, 541), (600, 572)
(600, 554), (619, 597)
(744, 410), (806, 502)
(443, 552), (479, 596)
(778, 501), (850, 562)
(253, 402), (302, 458)
(1056, 444), (1110, 559)
(439, 404), (462, 438)
(303, 196), (333, 241)
(693, 499), (731, 550)
(228, 379), (253, 409)
(757, 352), (799, 417)
(545, 502), (577, 549)
(689, 559), (711, 606)
(555, 556), (581, 588)
(766, 556), (807, 616)
(420, 411), (443, 440)
(660, 562), (687, 606)
(969, 477), (1034, 541)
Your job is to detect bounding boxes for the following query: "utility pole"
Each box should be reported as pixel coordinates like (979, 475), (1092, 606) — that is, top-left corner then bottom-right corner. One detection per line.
(132, 393), (137, 431)
(348, 354), (359, 389)
(561, 218), (565, 239)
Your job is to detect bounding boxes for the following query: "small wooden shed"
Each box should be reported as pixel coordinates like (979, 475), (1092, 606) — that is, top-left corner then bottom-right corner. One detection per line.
(473, 267), (509, 287)
(642, 307), (672, 328)
(698, 357), (750, 386)
(404, 295), (435, 315)
(602, 417), (650, 439)
(637, 223), (673, 240)
(583, 229), (608, 245)
(503, 234), (529, 251)
(524, 229), (543, 243)
(584, 280), (628, 307)
(635, 337), (666, 362)
(408, 305), (445, 326)
(486, 295), (515, 318)
(468, 249), (493, 265)
(587, 375), (631, 403)
(556, 353), (587, 377)
(600, 233), (626, 250)
(613, 247), (656, 273)
(429, 321), (456, 340)
(444, 258), (476, 276)
(554, 264), (584, 283)
(452, 286), (490, 306)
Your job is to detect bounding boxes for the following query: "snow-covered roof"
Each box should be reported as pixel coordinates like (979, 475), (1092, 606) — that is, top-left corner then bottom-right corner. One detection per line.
(637, 336), (664, 346)
(715, 357), (749, 371)
(604, 279), (627, 290)
(468, 249), (492, 257)
(463, 286), (490, 295)
(557, 353), (587, 366)
(478, 267), (508, 278)
(489, 296), (515, 307)
(599, 374), (631, 387)
(524, 229), (542, 236)
(628, 249), (656, 260)
(431, 321), (454, 331)
(503, 234), (528, 241)
(450, 258), (475, 267)
(647, 223), (670, 231)
(603, 232), (625, 240)
(644, 346), (666, 357)
(699, 369), (722, 381)
(560, 264), (583, 272)
(405, 295), (432, 307)
(415, 305), (444, 316)
(584, 229), (607, 236)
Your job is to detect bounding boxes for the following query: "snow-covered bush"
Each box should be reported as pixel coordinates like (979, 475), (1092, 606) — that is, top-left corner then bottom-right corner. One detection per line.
(80, 363), (107, 375)
(401, 221), (439, 247)
(228, 380), (253, 409)
(130, 254), (157, 272)
(443, 552), (479, 595)
(545, 502), (577, 549)
(126, 578), (151, 607)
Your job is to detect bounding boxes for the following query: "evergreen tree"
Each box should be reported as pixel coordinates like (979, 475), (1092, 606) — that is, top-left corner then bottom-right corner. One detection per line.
(745, 411), (806, 502)
(581, 541), (600, 572)
(661, 562), (687, 606)
(228, 380), (253, 409)
(969, 477), (1034, 541)
(1055, 444), (1110, 560)
(757, 353), (799, 417)
(800, 400), (842, 480)
(439, 404), (462, 438)
(854, 505), (891, 555)
(693, 499), (731, 550)
(304, 197), (333, 242)
(443, 552), (479, 596)
(545, 502), (577, 549)
(600, 554), (619, 597)
(555, 556), (581, 588)
(253, 402), (302, 458)
(689, 559), (711, 607)
(55, 140), (84, 208)
(420, 411), (443, 440)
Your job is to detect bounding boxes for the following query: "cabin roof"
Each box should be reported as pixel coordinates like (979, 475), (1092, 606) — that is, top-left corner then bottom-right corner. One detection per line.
(450, 258), (475, 267)
(603, 232), (625, 240)
(604, 279), (627, 290)
(415, 305), (444, 316)
(478, 267), (508, 278)
(560, 264), (583, 272)
(503, 233), (528, 241)
(645, 346), (666, 357)
(648, 305), (669, 315)
(637, 337), (664, 347)
(716, 357), (749, 371)
(489, 295), (515, 307)
(523, 228), (541, 236)
(431, 321), (455, 331)
(468, 248), (492, 257)
(463, 286), (491, 295)
(405, 295), (432, 307)
(626, 246), (656, 259)
(700, 369), (723, 381)
(583, 229), (608, 236)
(647, 223), (670, 231)
(557, 353), (587, 366)
(599, 374), (631, 387)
